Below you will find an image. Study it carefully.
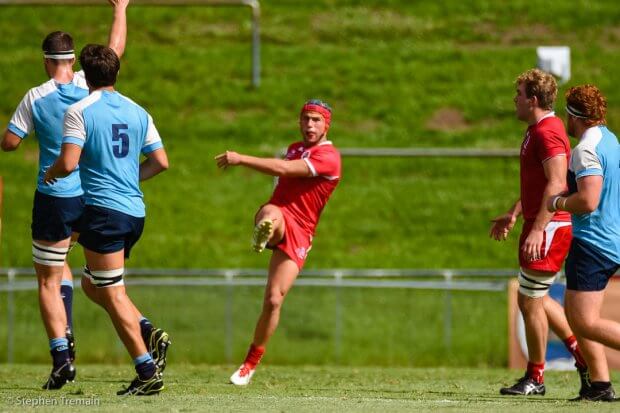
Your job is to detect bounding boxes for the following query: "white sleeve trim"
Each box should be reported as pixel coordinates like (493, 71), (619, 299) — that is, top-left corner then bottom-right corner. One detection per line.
(63, 106), (87, 142)
(541, 153), (567, 163)
(571, 128), (603, 175)
(303, 158), (317, 176)
(143, 114), (162, 147)
(10, 80), (59, 137)
(9, 91), (35, 136)
(61, 91), (102, 143)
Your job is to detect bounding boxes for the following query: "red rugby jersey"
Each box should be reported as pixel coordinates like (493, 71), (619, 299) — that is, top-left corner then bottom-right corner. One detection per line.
(269, 140), (341, 235)
(519, 113), (571, 222)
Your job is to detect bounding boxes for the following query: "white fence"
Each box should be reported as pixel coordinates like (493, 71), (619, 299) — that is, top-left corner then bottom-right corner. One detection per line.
(0, 267), (515, 363)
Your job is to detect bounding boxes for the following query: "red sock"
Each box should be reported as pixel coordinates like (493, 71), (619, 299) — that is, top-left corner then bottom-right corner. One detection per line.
(563, 335), (587, 369)
(527, 362), (545, 384)
(243, 344), (265, 369)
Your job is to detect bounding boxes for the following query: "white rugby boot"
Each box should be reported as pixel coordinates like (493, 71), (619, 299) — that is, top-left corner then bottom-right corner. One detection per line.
(230, 363), (256, 386)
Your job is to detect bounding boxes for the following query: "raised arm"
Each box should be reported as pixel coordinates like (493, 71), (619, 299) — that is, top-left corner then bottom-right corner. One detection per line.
(107, 0), (129, 58)
(140, 147), (169, 181)
(215, 150), (312, 178)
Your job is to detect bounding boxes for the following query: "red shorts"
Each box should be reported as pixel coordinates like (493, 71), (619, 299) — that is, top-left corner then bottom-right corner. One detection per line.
(519, 220), (572, 272)
(275, 209), (313, 270)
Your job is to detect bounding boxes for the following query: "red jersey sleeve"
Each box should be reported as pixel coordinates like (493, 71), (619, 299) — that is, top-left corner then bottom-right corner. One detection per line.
(304, 145), (341, 179)
(535, 127), (568, 163)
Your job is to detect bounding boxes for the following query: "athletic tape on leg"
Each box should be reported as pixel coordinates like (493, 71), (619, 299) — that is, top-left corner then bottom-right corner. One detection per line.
(518, 268), (556, 298)
(32, 241), (68, 267)
(83, 266), (125, 288)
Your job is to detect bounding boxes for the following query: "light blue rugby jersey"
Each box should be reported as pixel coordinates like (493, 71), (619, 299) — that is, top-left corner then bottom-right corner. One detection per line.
(568, 125), (620, 263)
(8, 72), (88, 197)
(62, 90), (163, 218)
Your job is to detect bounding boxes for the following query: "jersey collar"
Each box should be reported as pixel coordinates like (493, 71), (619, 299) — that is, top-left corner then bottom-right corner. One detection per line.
(536, 111), (555, 124)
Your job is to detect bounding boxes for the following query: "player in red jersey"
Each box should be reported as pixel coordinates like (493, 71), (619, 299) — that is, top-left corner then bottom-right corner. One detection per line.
(215, 99), (341, 385)
(490, 69), (589, 396)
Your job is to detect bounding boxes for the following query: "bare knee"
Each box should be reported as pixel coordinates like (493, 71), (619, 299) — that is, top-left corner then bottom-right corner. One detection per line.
(81, 277), (99, 302)
(518, 293), (543, 316)
(38, 276), (61, 291)
(257, 204), (279, 218)
(100, 289), (125, 304)
(570, 315), (596, 338)
(256, 204), (283, 227)
(263, 290), (285, 313)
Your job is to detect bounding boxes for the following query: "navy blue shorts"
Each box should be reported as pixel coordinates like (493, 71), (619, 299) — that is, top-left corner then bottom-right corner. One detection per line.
(565, 238), (620, 291)
(78, 205), (145, 259)
(31, 190), (85, 242)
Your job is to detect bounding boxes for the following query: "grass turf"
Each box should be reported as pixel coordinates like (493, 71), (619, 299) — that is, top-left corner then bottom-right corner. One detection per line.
(0, 364), (617, 412)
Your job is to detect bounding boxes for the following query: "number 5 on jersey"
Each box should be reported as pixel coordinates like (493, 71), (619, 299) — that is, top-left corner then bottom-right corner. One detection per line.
(112, 124), (129, 158)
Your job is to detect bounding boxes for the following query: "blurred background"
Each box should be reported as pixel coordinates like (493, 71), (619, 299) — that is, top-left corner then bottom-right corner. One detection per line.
(0, 0), (619, 367)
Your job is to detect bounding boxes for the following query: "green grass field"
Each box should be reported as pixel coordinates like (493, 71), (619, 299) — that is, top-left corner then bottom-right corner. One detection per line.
(1, 1), (620, 269)
(2, 0), (620, 370)
(0, 364), (618, 412)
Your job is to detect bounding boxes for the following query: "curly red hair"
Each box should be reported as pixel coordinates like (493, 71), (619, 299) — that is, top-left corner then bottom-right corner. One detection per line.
(565, 84), (607, 127)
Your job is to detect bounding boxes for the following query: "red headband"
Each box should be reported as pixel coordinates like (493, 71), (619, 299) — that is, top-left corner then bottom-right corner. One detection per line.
(301, 104), (331, 129)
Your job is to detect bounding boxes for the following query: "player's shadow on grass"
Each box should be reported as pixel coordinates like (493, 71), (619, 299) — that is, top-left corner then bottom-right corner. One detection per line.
(69, 378), (126, 384)
(415, 390), (574, 403)
(484, 394), (573, 403)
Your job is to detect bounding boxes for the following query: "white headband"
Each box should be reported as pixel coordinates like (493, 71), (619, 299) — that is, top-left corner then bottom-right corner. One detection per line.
(565, 105), (589, 119)
(44, 50), (75, 60)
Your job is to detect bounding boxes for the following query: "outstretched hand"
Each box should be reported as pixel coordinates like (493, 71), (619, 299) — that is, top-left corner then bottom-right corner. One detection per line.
(215, 151), (242, 169)
(489, 213), (517, 241)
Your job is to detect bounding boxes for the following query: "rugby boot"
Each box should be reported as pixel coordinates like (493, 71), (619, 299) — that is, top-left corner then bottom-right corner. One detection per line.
(117, 371), (164, 396)
(66, 327), (76, 362)
(577, 365), (591, 397)
(230, 363), (256, 386)
(42, 361), (76, 390)
(571, 382), (617, 402)
(500, 375), (545, 396)
(252, 220), (274, 253)
(147, 328), (171, 373)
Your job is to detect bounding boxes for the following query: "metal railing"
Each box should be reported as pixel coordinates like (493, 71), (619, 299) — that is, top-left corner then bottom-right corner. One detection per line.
(0, 0), (261, 87)
(0, 266), (515, 290)
(0, 267), (514, 363)
(338, 147), (520, 157)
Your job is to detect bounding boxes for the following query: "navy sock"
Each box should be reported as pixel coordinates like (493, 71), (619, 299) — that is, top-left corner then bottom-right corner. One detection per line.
(49, 337), (70, 368)
(139, 317), (154, 343)
(60, 280), (74, 331)
(134, 353), (156, 380)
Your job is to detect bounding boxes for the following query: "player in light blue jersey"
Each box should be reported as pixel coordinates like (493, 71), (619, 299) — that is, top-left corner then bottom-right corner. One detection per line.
(45, 44), (169, 396)
(548, 85), (620, 401)
(0, 0), (129, 390)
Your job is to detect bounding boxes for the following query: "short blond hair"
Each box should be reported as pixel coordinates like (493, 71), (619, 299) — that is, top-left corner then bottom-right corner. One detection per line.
(515, 69), (557, 111)
(565, 84), (607, 127)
